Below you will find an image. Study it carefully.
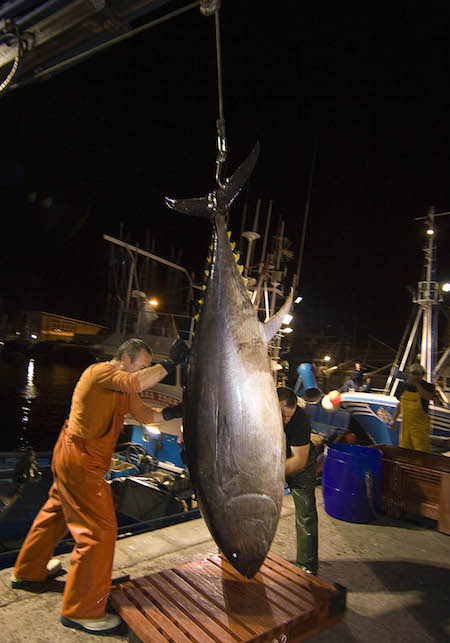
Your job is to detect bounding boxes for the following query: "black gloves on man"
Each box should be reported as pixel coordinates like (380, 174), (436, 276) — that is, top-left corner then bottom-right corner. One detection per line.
(160, 338), (190, 376)
(162, 404), (184, 421)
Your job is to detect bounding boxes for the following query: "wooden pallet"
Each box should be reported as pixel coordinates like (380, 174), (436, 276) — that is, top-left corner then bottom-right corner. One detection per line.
(110, 552), (346, 642)
(372, 444), (450, 534)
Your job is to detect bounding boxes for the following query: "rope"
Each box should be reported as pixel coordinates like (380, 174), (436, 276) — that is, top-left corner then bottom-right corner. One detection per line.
(0, 20), (25, 94)
(213, 10), (227, 188)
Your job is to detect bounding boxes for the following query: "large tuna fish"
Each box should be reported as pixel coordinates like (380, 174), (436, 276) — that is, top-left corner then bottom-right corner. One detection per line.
(166, 144), (292, 577)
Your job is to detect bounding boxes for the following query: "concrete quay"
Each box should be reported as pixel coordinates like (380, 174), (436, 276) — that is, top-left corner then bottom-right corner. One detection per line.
(0, 489), (449, 642)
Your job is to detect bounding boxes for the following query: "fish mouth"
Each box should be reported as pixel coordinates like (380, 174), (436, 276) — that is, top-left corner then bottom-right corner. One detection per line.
(217, 494), (279, 578)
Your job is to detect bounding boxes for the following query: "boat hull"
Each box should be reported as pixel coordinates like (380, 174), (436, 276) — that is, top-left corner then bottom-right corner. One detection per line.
(338, 392), (450, 446)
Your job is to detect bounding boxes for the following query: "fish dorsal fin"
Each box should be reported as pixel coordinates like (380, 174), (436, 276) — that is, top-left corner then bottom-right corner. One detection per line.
(259, 288), (294, 343)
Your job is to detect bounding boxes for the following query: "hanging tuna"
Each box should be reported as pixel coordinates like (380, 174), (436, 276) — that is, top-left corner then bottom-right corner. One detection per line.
(165, 143), (293, 577)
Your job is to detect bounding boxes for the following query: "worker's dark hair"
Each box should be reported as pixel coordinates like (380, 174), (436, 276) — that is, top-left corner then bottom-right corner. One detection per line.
(114, 338), (152, 362)
(277, 386), (297, 408)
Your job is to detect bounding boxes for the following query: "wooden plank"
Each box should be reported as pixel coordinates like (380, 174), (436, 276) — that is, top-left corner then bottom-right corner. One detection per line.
(111, 553), (346, 643)
(216, 556), (318, 614)
(267, 553), (338, 594)
(134, 576), (214, 643)
(161, 568), (253, 640)
(148, 571), (239, 643)
(207, 554), (315, 618)
(111, 589), (168, 643)
(174, 560), (267, 636)
(264, 553), (346, 628)
(176, 557), (294, 634)
(259, 556), (319, 606)
(123, 583), (191, 643)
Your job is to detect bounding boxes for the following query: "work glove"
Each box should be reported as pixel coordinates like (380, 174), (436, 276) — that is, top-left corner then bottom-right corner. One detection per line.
(169, 338), (190, 364)
(160, 339), (190, 375)
(162, 404), (184, 421)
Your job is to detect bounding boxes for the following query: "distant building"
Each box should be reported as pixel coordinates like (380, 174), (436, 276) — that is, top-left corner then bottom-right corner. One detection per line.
(23, 311), (106, 343)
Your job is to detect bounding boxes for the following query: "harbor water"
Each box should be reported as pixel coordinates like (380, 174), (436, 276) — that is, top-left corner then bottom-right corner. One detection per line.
(0, 348), (93, 452)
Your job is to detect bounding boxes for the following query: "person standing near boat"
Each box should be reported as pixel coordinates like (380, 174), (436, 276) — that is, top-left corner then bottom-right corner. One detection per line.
(389, 363), (435, 452)
(277, 386), (318, 575)
(11, 337), (188, 635)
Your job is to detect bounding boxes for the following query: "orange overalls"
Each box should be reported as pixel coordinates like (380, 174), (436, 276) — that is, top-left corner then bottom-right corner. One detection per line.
(399, 389), (431, 452)
(13, 363), (146, 619)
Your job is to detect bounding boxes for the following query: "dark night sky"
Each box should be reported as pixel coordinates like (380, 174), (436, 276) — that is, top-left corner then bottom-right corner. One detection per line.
(1, 2), (450, 351)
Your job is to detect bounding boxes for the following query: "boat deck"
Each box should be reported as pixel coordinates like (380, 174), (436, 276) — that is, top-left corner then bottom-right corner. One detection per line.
(0, 491), (449, 642)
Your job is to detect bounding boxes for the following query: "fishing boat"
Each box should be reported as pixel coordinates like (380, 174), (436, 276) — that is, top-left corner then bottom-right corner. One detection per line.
(307, 208), (450, 451)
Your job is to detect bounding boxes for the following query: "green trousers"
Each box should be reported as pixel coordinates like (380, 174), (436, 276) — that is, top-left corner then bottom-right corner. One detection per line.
(286, 446), (318, 574)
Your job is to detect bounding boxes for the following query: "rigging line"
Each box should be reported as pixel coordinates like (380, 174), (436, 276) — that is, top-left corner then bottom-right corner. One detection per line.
(294, 134), (318, 291)
(214, 9), (227, 188)
(0, 21), (24, 94)
(215, 10), (225, 124)
(6, 1), (201, 93)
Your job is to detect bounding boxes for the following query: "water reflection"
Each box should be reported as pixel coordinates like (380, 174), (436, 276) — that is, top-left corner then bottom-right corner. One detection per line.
(22, 358), (38, 399)
(0, 351), (93, 451)
(17, 358), (39, 449)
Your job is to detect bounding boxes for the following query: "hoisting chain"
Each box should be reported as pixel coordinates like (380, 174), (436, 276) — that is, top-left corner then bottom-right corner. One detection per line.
(0, 20), (25, 94)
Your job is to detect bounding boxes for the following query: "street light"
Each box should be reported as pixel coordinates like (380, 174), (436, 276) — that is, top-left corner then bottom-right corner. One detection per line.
(148, 298), (159, 307)
(442, 283), (450, 293)
(324, 355), (331, 362)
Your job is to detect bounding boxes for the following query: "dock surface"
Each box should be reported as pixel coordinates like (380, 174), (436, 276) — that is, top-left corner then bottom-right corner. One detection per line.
(0, 489), (449, 642)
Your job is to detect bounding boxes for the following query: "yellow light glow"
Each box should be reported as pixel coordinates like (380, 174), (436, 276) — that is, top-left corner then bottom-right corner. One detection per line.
(148, 299), (159, 307)
(324, 355), (331, 361)
(427, 228), (434, 235)
(144, 425), (161, 435)
(442, 283), (450, 292)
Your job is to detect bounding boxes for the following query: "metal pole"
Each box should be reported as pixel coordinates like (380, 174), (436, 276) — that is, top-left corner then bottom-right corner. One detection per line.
(294, 137), (318, 291)
(388, 307), (423, 397)
(260, 200), (272, 270)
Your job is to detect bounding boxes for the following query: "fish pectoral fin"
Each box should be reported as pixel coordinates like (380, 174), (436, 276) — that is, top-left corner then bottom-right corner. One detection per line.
(216, 415), (240, 489)
(260, 288), (294, 343)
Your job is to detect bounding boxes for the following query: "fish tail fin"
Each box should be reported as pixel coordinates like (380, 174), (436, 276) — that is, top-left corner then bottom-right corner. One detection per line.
(165, 142), (260, 218)
(165, 195), (214, 218)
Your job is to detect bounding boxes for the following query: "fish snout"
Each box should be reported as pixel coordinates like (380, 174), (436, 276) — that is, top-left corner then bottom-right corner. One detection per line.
(220, 494), (279, 578)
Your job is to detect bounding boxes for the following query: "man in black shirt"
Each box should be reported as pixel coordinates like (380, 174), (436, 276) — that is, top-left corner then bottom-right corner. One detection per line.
(390, 363), (435, 452)
(277, 387), (318, 575)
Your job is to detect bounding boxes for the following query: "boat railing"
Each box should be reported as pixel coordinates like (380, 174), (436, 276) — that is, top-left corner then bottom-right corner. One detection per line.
(119, 310), (194, 343)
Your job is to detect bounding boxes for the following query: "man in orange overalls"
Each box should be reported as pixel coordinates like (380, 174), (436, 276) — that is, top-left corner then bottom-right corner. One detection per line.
(390, 363), (435, 452)
(11, 337), (188, 635)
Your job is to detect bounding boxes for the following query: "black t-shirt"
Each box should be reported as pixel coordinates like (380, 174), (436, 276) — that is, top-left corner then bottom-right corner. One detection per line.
(351, 369), (363, 387)
(396, 381), (435, 412)
(284, 405), (311, 458)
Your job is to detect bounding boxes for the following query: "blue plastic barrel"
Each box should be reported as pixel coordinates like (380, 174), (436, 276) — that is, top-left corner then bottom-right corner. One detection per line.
(294, 363), (322, 403)
(322, 444), (382, 523)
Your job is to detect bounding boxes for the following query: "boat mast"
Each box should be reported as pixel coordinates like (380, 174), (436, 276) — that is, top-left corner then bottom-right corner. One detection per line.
(416, 207), (440, 381)
(387, 207), (449, 395)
